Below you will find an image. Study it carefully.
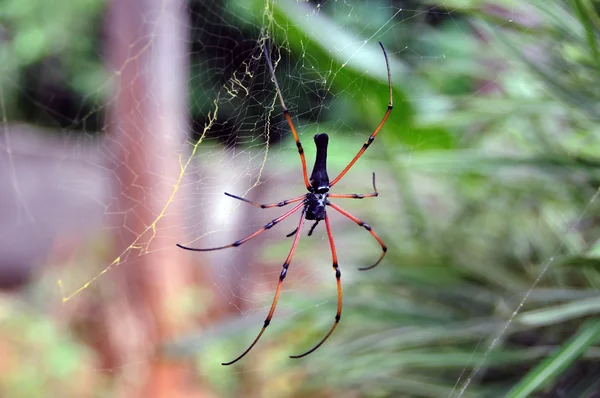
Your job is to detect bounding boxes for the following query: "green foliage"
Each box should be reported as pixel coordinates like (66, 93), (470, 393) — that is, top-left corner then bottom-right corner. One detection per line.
(0, 302), (96, 397)
(506, 319), (600, 397)
(0, 0), (106, 118)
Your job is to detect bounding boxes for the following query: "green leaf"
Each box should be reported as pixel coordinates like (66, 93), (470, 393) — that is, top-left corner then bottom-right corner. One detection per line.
(517, 296), (600, 327)
(506, 319), (600, 398)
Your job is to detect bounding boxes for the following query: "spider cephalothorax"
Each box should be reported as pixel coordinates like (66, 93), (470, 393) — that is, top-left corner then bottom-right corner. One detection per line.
(177, 41), (393, 365)
(305, 192), (328, 221)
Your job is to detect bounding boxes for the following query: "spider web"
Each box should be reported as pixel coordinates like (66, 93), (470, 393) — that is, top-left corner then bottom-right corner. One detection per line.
(1, 0), (598, 396)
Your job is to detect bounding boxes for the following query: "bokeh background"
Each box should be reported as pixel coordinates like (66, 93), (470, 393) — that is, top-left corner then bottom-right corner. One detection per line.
(1, 0), (600, 397)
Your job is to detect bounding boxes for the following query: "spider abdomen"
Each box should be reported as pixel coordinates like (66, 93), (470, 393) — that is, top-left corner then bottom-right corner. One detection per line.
(305, 193), (327, 221)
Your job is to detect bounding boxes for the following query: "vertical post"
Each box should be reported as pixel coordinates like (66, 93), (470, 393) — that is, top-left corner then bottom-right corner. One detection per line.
(106, 0), (213, 396)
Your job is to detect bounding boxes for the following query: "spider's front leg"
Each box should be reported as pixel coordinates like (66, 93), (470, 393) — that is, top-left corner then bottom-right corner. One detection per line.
(327, 202), (387, 271)
(221, 207), (307, 365)
(290, 213), (341, 358)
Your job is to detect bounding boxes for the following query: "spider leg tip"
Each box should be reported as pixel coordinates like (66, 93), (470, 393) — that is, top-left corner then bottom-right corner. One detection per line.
(221, 358), (240, 366)
(358, 263), (379, 271)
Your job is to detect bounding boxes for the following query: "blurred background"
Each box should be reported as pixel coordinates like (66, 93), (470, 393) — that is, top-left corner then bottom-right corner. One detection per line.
(1, 0), (600, 397)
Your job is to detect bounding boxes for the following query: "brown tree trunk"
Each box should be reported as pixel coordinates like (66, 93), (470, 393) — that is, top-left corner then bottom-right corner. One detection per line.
(105, 0), (213, 396)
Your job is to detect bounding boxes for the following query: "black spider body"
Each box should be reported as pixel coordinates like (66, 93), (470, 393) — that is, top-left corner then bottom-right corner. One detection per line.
(309, 133), (330, 193)
(305, 192), (328, 221)
(305, 133), (330, 221)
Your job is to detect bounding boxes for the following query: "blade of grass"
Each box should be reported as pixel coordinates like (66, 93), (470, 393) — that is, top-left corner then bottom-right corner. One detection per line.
(517, 296), (600, 327)
(506, 319), (600, 398)
(572, 0), (600, 69)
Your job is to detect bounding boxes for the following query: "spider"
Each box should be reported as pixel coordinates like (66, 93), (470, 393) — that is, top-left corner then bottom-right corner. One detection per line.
(177, 41), (393, 365)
